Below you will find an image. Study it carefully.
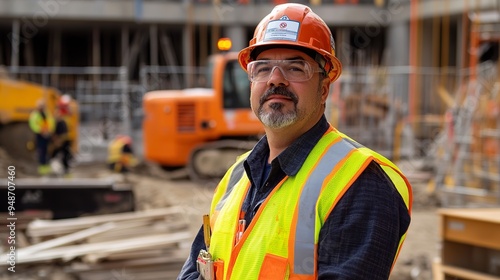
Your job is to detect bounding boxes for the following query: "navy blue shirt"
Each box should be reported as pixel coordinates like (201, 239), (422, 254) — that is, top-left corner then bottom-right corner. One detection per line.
(177, 115), (411, 280)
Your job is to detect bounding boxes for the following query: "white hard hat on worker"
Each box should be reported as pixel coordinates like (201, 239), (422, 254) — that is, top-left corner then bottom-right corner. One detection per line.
(238, 3), (342, 83)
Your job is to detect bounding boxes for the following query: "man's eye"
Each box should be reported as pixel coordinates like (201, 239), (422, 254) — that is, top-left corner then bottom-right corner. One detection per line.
(286, 66), (305, 72)
(256, 66), (272, 73)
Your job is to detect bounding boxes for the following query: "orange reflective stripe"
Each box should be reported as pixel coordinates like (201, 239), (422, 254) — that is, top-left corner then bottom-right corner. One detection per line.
(379, 163), (413, 212)
(322, 153), (372, 223)
(40, 120), (49, 133)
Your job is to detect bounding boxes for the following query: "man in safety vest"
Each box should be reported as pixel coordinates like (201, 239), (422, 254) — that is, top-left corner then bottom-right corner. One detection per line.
(107, 134), (137, 174)
(29, 99), (55, 175)
(50, 95), (73, 176)
(178, 3), (412, 280)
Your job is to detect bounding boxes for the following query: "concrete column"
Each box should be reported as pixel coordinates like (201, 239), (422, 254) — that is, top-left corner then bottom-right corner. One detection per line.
(224, 25), (246, 52)
(183, 24), (194, 88)
(386, 20), (412, 158)
(386, 21), (409, 68)
(92, 27), (101, 86)
(10, 20), (20, 70)
(93, 27), (101, 67)
(336, 27), (351, 67)
(50, 28), (61, 85)
(455, 15), (465, 70)
(150, 24), (158, 66)
(421, 19), (434, 68)
(386, 20), (409, 104)
(199, 24), (209, 66)
(121, 26), (129, 67)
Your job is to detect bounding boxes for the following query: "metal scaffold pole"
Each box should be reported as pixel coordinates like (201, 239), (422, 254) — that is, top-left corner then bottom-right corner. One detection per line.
(120, 66), (131, 137)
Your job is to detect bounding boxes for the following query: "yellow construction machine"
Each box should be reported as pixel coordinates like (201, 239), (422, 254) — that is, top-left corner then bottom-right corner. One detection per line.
(0, 74), (136, 219)
(0, 74), (79, 161)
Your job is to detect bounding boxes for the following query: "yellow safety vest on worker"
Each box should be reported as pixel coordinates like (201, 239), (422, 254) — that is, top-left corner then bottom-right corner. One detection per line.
(29, 110), (55, 135)
(208, 126), (412, 280)
(107, 137), (128, 164)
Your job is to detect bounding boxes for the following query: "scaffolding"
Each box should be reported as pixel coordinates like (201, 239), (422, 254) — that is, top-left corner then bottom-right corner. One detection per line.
(434, 10), (500, 207)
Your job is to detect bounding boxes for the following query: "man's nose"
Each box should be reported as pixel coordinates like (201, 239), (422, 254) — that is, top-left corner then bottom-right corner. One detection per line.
(267, 66), (289, 86)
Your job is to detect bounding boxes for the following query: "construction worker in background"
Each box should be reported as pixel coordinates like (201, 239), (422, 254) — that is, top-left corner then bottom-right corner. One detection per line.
(178, 3), (412, 280)
(50, 95), (73, 176)
(107, 135), (137, 174)
(29, 99), (55, 175)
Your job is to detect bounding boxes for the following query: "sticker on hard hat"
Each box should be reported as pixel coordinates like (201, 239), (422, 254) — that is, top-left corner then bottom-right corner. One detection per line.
(263, 20), (300, 42)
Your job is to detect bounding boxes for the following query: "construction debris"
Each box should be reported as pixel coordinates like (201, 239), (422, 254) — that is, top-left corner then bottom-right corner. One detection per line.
(0, 207), (191, 280)
(432, 62), (500, 207)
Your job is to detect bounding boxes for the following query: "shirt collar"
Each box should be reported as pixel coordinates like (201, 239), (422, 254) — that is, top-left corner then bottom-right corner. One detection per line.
(246, 115), (330, 177)
(276, 115), (330, 176)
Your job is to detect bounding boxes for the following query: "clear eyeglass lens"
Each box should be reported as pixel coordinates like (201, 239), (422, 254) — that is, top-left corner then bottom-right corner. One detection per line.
(248, 60), (318, 82)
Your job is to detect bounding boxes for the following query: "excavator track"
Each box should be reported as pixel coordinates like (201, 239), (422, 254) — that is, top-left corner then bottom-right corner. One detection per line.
(187, 139), (257, 181)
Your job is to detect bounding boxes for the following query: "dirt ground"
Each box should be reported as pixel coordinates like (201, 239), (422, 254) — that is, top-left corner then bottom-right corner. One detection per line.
(0, 150), (441, 280)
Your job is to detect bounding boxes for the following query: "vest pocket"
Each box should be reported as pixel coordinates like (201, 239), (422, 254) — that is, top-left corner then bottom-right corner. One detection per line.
(258, 253), (288, 280)
(214, 259), (224, 279)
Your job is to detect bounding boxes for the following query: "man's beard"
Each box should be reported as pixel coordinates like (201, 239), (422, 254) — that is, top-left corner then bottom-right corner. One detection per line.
(257, 86), (299, 129)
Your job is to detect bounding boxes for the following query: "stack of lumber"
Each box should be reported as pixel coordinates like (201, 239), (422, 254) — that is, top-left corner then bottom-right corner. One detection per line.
(0, 207), (192, 279)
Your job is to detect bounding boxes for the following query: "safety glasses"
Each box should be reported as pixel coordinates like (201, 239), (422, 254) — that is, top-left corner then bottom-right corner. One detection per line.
(247, 60), (324, 82)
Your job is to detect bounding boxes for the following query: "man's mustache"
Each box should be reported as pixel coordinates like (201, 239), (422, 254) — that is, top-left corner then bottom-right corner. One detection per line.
(260, 86), (298, 106)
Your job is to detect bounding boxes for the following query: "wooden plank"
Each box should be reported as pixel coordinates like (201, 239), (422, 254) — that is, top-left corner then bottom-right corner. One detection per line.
(441, 264), (500, 280)
(432, 258), (444, 280)
(438, 208), (500, 224)
(440, 209), (500, 250)
(27, 207), (184, 237)
(86, 220), (188, 243)
(0, 232), (191, 265)
(19, 222), (116, 255)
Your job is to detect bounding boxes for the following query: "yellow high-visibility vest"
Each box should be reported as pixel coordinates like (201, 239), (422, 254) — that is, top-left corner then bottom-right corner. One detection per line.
(29, 110), (55, 135)
(107, 138), (127, 163)
(208, 127), (412, 280)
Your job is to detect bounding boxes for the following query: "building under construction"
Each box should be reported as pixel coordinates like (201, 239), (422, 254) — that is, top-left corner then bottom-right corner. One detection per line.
(1, 1), (500, 279)
(1, 0), (499, 201)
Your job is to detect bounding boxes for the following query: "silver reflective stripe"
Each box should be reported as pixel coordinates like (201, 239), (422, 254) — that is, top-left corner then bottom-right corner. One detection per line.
(294, 138), (355, 275)
(342, 137), (364, 149)
(215, 161), (245, 211)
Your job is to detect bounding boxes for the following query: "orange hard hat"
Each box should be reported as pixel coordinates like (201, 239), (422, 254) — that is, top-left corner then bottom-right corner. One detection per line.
(116, 134), (132, 145)
(238, 3), (342, 83)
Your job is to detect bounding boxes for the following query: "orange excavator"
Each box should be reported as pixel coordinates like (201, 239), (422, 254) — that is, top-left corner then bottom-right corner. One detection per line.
(142, 52), (264, 179)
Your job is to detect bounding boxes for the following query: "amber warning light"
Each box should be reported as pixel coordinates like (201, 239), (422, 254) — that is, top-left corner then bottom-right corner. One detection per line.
(217, 38), (232, 51)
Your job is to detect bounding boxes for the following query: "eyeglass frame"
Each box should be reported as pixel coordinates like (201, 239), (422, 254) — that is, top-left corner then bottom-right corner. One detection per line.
(246, 59), (326, 82)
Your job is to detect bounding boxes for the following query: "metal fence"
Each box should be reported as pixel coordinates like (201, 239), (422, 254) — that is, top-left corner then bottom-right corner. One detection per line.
(139, 65), (207, 92)
(331, 65), (466, 160)
(6, 64), (488, 165)
(7, 66), (137, 130)
(6, 62), (498, 204)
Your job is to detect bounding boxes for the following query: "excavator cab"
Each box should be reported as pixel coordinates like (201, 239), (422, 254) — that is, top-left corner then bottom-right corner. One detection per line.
(217, 58), (251, 109)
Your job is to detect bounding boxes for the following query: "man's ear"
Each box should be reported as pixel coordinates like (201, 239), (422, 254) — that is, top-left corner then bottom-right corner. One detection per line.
(320, 79), (330, 104)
